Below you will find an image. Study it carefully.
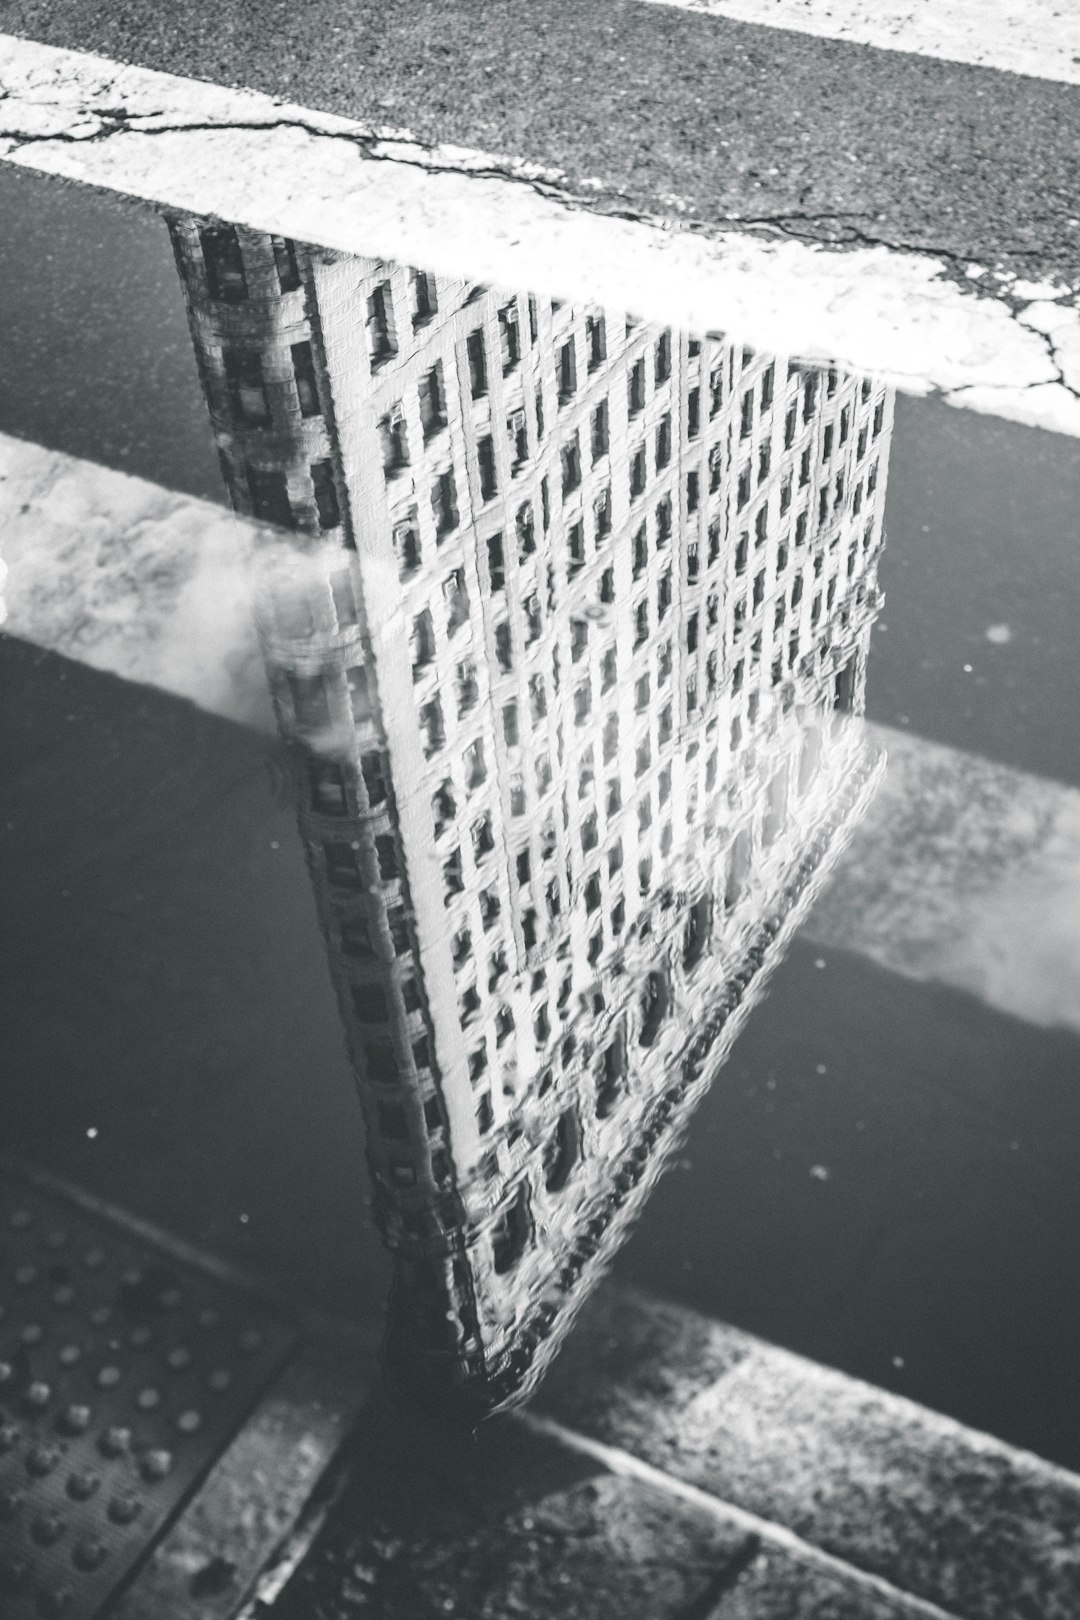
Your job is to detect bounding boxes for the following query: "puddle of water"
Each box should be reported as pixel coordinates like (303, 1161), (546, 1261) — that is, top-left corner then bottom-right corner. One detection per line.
(2, 169), (1080, 1458)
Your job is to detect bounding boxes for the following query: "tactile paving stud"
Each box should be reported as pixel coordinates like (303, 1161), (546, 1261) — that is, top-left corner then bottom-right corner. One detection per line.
(71, 1539), (106, 1573)
(139, 1449), (172, 1483)
(30, 1514), (64, 1548)
(0, 1170), (296, 1620)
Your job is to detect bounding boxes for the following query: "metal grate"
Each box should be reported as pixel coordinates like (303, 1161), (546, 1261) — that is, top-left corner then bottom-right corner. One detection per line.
(0, 1173), (296, 1620)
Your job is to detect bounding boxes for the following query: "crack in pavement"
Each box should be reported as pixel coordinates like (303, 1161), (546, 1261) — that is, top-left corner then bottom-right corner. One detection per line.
(2, 86), (1078, 408)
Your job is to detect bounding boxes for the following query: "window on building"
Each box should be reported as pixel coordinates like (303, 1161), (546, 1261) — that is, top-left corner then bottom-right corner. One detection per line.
(629, 356), (646, 417)
(567, 521), (586, 577)
(478, 434), (498, 502)
(443, 847), (464, 897)
(515, 501), (536, 560)
(529, 673), (548, 724)
(465, 740), (487, 789)
(379, 407), (409, 475)
(486, 532), (506, 592)
(655, 412), (672, 471)
(374, 835), (398, 881)
(200, 225), (248, 302)
(591, 486), (612, 541)
(366, 282), (397, 365)
(248, 468), (294, 530)
(224, 349), (271, 425)
(507, 408), (528, 472)
(432, 469), (459, 538)
(574, 680), (592, 725)
(393, 512), (421, 577)
(308, 758), (348, 816)
(472, 814), (495, 860)
(586, 313), (606, 371)
(456, 660), (479, 717)
(360, 751), (388, 806)
(499, 302), (521, 373)
(561, 432), (582, 497)
(411, 609), (435, 677)
(558, 336), (577, 404)
(740, 389), (754, 439)
(271, 235), (301, 293)
(311, 461), (340, 531)
(467, 328), (488, 397)
(591, 400), (609, 464)
(492, 1184), (530, 1273)
(629, 445), (647, 500)
(410, 268), (438, 325)
(420, 696), (445, 756)
(655, 330), (672, 386)
(418, 362), (447, 440)
(638, 970), (670, 1047)
(432, 781), (456, 837)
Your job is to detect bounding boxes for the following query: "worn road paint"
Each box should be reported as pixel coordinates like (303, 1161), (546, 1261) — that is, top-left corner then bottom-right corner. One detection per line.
(0, 36), (1078, 438)
(639, 0), (1080, 86)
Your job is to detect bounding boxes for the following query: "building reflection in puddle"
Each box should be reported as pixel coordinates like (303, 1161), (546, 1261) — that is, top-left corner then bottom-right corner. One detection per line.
(169, 220), (893, 1414)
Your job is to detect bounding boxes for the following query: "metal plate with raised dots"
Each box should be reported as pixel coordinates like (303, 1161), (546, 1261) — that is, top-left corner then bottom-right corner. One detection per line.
(0, 1174), (297, 1620)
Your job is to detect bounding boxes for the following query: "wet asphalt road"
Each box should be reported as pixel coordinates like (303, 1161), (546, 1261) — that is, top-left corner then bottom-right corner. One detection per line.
(4, 0), (1080, 285)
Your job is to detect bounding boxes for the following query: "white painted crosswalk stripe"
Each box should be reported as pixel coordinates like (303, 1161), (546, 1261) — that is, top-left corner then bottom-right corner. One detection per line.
(1, 38), (1078, 442)
(5, 430), (1079, 1041)
(638, 0), (1080, 87)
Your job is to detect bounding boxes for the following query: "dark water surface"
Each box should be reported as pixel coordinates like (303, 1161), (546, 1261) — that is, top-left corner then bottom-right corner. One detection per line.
(2, 164), (1080, 1469)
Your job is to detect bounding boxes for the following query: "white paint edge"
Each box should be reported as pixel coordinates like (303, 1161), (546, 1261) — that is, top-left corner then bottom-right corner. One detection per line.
(639, 0), (1080, 87)
(0, 35), (1078, 439)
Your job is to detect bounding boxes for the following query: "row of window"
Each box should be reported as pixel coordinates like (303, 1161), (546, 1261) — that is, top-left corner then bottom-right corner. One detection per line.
(199, 224), (301, 303)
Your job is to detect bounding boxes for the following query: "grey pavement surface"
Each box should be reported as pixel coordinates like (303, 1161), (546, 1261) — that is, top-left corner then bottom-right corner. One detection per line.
(267, 1393), (918, 1620)
(537, 1286), (1080, 1620)
(4, 0), (1080, 290)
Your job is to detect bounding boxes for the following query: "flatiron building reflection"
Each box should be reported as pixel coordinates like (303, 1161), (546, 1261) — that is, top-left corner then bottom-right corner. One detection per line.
(170, 219), (892, 1409)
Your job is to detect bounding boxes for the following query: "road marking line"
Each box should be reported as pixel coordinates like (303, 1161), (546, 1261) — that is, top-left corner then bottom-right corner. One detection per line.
(6, 429), (1080, 1039)
(639, 0), (1080, 86)
(0, 37), (1078, 440)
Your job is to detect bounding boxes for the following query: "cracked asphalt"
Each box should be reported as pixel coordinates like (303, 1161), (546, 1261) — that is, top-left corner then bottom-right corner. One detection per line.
(3, 0), (1080, 289)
